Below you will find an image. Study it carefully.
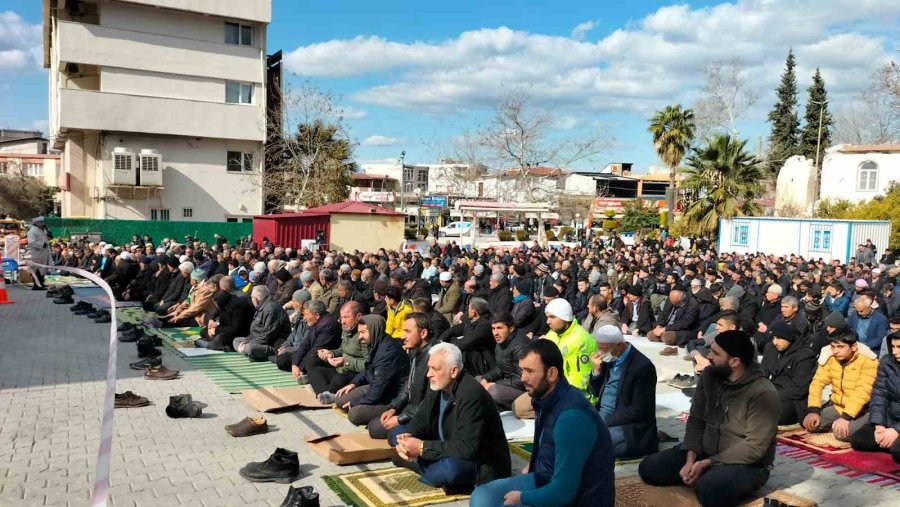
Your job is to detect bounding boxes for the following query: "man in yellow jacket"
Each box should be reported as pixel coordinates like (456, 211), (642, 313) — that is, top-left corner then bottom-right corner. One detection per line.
(804, 332), (879, 441)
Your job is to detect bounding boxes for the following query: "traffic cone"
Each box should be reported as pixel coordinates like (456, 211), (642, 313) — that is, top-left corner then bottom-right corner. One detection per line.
(0, 277), (13, 304)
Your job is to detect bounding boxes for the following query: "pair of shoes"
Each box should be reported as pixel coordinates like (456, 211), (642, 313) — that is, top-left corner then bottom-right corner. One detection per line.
(114, 391), (151, 408)
(316, 392), (335, 405)
(94, 311), (111, 323)
(145, 366), (179, 380)
(137, 340), (162, 358)
(31, 285), (48, 291)
(118, 328), (145, 343)
(296, 375), (309, 385)
(137, 335), (162, 347)
(280, 485), (319, 507)
(239, 448), (301, 483)
(118, 322), (137, 332)
(667, 374), (698, 389)
(165, 394), (203, 418)
(70, 301), (91, 312)
(130, 357), (161, 370)
(226, 416), (269, 437)
(659, 346), (679, 356)
(53, 294), (74, 304)
(74, 305), (95, 315)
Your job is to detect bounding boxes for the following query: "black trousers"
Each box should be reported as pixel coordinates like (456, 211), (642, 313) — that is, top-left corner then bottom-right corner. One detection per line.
(307, 365), (355, 395)
(778, 397), (808, 425)
(638, 446), (769, 507)
(850, 424), (900, 463)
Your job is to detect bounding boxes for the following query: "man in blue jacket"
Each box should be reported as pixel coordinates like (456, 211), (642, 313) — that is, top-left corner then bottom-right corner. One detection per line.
(847, 292), (888, 354)
(851, 332), (900, 463)
(824, 281), (852, 316)
(470, 339), (614, 507)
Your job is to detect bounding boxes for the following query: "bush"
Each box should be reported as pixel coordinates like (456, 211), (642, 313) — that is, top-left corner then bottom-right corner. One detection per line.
(545, 230), (558, 241)
(602, 219), (619, 230)
(418, 227), (430, 238)
(498, 231), (513, 241)
(515, 230), (529, 242)
(404, 227), (417, 240)
(558, 226), (575, 239)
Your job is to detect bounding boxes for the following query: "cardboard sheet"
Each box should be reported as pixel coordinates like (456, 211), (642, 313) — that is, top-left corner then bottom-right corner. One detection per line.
(306, 433), (397, 465)
(500, 411), (535, 441)
(177, 347), (225, 357)
(241, 385), (330, 412)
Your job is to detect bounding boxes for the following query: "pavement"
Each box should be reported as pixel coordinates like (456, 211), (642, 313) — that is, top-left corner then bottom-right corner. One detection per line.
(1, 284), (897, 506)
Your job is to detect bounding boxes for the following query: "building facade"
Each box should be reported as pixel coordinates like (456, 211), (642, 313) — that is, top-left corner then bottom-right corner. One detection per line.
(43, 0), (270, 221)
(819, 145), (900, 203)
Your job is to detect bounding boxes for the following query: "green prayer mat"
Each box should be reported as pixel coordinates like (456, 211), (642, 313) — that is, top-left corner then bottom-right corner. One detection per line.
(508, 441), (643, 465)
(183, 353), (299, 393)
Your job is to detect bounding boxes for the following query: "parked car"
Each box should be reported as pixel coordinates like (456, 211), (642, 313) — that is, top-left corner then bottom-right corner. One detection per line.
(439, 221), (473, 237)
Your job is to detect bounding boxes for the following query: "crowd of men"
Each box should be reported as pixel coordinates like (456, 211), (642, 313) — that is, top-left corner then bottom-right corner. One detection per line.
(29, 223), (900, 506)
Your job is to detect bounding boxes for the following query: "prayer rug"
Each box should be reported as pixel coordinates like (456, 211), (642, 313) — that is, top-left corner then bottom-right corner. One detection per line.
(72, 287), (143, 308)
(507, 441), (643, 466)
(776, 428), (852, 454)
(818, 448), (900, 484)
(117, 307), (145, 323)
(614, 474), (817, 507)
(323, 467), (468, 507)
(183, 353), (299, 393)
(44, 274), (94, 287)
(153, 327), (203, 349)
(778, 444), (900, 489)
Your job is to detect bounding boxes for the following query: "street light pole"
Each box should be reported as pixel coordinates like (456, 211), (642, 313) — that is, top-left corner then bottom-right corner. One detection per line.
(399, 151), (406, 225)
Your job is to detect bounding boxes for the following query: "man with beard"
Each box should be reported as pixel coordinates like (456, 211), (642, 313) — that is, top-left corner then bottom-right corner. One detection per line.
(760, 322), (817, 425)
(470, 339), (614, 507)
(639, 330), (779, 507)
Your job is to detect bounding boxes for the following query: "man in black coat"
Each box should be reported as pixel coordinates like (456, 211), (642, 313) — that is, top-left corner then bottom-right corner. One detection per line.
(620, 285), (655, 336)
(760, 321), (817, 425)
(438, 297), (495, 376)
(486, 273), (513, 316)
(394, 342), (511, 493)
(589, 325), (658, 458)
(411, 298), (449, 341)
(477, 311), (528, 410)
(649, 290), (700, 353)
(290, 299), (342, 378)
(196, 276), (255, 351)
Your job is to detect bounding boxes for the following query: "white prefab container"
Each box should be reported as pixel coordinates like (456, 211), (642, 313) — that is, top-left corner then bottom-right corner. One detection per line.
(718, 217), (891, 264)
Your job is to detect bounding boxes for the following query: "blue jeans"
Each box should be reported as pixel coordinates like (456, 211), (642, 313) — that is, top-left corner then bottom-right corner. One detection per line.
(194, 338), (210, 348)
(609, 425), (627, 458)
(470, 473), (536, 507)
(387, 424), (408, 447)
(418, 457), (478, 489)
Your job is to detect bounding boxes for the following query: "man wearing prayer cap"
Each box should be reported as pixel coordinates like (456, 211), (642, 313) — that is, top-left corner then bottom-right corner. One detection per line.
(26, 216), (52, 290)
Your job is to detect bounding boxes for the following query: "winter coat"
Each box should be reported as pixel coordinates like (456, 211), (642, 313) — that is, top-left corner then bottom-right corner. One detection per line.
(684, 364), (780, 467)
(161, 273), (190, 305)
(619, 297), (656, 335)
(511, 296), (537, 331)
(588, 345), (658, 457)
(26, 225), (51, 265)
(760, 338), (817, 402)
(545, 320), (598, 399)
(246, 295), (291, 347)
(331, 329), (368, 374)
(582, 309), (620, 335)
(808, 348), (878, 419)
(487, 283), (513, 316)
(428, 310), (450, 341)
(870, 354), (900, 431)
(439, 314), (496, 377)
(350, 315), (410, 406)
(173, 280), (218, 321)
(207, 291), (254, 350)
(434, 282), (460, 322)
(657, 297), (701, 346)
(691, 288), (718, 328)
(386, 300), (413, 339)
(406, 371), (512, 485)
(756, 313), (809, 354)
(847, 309), (889, 354)
(482, 329), (528, 389)
(387, 341), (434, 425)
(291, 313), (342, 368)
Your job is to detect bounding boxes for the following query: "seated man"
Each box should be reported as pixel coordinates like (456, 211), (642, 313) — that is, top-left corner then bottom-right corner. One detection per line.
(648, 289), (700, 357)
(847, 292), (889, 355)
(639, 330), (780, 507)
(393, 343), (511, 494)
(334, 315), (410, 427)
(589, 325), (658, 459)
(290, 300), (342, 380)
(760, 321), (817, 425)
(581, 294), (620, 335)
(154, 261), (193, 314)
(309, 301), (369, 402)
(369, 312), (434, 444)
(620, 285), (656, 337)
(477, 311), (528, 410)
(269, 289), (311, 370)
(195, 276), (254, 351)
(412, 297), (449, 341)
(233, 286), (292, 361)
(470, 340), (614, 507)
(163, 271), (219, 327)
(437, 297), (495, 377)
(803, 331), (878, 441)
(689, 310), (739, 372)
(851, 332), (900, 463)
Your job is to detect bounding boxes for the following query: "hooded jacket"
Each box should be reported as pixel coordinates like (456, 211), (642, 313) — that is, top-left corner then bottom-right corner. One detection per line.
(349, 315), (410, 406)
(760, 336), (817, 402)
(870, 353), (900, 431)
(683, 364), (780, 467)
(808, 347), (878, 419)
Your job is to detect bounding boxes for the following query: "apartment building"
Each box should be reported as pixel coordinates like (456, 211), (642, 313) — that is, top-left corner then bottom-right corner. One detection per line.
(42, 0), (270, 221)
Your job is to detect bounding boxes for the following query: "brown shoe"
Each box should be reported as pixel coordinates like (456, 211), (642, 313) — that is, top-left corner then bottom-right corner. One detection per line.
(225, 416), (268, 437)
(144, 366), (179, 380)
(659, 346), (679, 356)
(114, 391), (151, 408)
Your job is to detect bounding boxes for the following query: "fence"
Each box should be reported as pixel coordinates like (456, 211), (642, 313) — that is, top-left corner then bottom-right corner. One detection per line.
(43, 218), (252, 246)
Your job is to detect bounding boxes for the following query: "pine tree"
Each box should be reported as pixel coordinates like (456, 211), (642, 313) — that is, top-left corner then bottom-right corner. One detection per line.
(799, 68), (833, 163)
(766, 49), (800, 175)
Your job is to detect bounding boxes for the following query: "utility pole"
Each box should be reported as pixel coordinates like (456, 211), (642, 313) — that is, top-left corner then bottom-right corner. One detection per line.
(399, 151), (406, 225)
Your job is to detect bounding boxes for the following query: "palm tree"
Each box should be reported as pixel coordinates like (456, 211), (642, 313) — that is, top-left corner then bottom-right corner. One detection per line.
(680, 134), (764, 237)
(648, 105), (696, 220)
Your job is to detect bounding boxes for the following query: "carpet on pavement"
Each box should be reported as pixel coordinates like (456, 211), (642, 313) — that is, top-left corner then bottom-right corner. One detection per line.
(777, 427), (852, 454)
(614, 474), (817, 507)
(323, 467), (469, 507)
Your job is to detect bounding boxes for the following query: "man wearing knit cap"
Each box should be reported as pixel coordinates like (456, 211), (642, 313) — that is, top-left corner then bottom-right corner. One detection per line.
(640, 330), (779, 506)
(589, 325), (658, 458)
(541, 298), (597, 398)
(760, 321), (817, 424)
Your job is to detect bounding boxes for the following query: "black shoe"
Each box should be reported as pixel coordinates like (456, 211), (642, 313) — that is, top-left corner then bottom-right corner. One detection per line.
(70, 301), (90, 312)
(94, 312), (111, 323)
(239, 448), (301, 483)
(137, 335), (162, 347)
(118, 322), (137, 332)
(74, 307), (94, 315)
(137, 341), (162, 358)
(87, 310), (104, 319)
(119, 329), (145, 343)
(31, 285), (48, 291)
(46, 289), (60, 298)
(129, 357), (162, 370)
(165, 394), (203, 418)
(53, 295), (74, 304)
(280, 486), (319, 507)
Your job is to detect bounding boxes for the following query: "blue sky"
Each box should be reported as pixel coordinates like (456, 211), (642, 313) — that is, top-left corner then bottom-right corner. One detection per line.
(1, 0), (897, 171)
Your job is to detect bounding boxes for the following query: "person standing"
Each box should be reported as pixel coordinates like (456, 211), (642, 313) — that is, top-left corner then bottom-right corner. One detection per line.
(26, 217), (51, 290)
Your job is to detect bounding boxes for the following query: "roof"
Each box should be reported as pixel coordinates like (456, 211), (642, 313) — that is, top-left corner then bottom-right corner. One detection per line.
(352, 173), (394, 181)
(837, 144), (900, 154)
(254, 200), (403, 219)
(0, 136), (47, 145)
(503, 167), (568, 177)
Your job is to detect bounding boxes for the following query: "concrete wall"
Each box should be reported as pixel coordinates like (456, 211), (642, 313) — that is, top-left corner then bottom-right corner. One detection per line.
(820, 147), (900, 202)
(0, 139), (48, 154)
(111, 0), (271, 23)
(62, 134), (102, 218)
(775, 155), (815, 214)
(328, 214), (404, 253)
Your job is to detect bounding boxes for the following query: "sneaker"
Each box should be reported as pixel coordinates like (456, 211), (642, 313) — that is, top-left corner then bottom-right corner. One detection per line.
(316, 392), (335, 405)
(225, 416), (269, 437)
(165, 394), (203, 418)
(280, 485), (320, 507)
(114, 391), (151, 408)
(144, 366), (179, 380)
(659, 346), (679, 356)
(239, 448), (301, 483)
(129, 357), (162, 370)
(296, 375), (309, 385)
(53, 295), (74, 304)
(118, 329), (145, 343)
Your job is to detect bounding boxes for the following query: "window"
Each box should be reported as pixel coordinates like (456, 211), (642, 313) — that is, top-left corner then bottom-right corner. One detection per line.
(242, 218), (252, 223)
(182, 208), (193, 218)
(226, 217), (253, 223)
(732, 222), (750, 247)
(810, 225), (832, 252)
(225, 22), (252, 46)
(150, 209), (170, 221)
(226, 151), (254, 172)
(114, 153), (133, 171)
(25, 163), (43, 177)
(0, 162), (7, 174)
(226, 217), (238, 223)
(857, 161), (878, 191)
(226, 82), (253, 104)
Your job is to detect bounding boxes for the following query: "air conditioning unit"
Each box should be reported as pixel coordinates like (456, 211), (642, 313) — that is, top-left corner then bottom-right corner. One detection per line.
(110, 147), (136, 185)
(138, 149), (163, 186)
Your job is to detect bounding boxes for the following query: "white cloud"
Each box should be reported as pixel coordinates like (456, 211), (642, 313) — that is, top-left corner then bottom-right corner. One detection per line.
(362, 135), (406, 146)
(0, 11), (42, 72)
(340, 106), (368, 120)
(570, 20), (597, 41)
(30, 119), (48, 133)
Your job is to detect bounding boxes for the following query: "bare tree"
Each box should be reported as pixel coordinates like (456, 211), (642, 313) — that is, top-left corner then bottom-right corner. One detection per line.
(263, 80), (355, 211)
(425, 127), (490, 197)
(833, 62), (900, 145)
(692, 59), (759, 139)
(0, 159), (57, 218)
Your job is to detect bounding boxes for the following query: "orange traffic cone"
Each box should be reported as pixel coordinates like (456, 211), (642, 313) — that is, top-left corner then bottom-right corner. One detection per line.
(0, 277), (14, 304)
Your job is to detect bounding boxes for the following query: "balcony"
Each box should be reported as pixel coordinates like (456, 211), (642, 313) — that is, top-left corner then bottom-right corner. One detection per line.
(113, 0), (271, 23)
(58, 88), (265, 142)
(57, 20), (262, 83)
